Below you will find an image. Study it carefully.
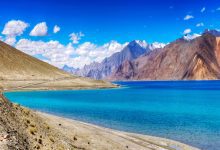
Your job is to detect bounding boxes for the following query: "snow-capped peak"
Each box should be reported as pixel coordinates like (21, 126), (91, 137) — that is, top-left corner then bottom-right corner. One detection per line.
(149, 42), (166, 50)
(135, 40), (148, 49)
(183, 34), (201, 41)
(204, 29), (220, 37)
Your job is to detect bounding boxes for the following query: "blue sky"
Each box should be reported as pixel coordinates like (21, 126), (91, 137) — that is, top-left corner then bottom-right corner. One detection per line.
(1, 0), (220, 44)
(0, 0), (220, 68)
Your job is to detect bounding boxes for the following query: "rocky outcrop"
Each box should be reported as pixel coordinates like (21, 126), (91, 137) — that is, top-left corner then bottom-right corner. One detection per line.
(109, 31), (220, 80)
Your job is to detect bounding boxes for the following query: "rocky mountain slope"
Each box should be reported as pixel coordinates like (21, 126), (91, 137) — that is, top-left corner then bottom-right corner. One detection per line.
(70, 41), (165, 80)
(109, 31), (220, 80)
(0, 40), (115, 90)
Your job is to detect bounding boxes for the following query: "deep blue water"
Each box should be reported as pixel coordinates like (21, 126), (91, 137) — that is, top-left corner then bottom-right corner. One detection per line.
(4, 81), (220, 150)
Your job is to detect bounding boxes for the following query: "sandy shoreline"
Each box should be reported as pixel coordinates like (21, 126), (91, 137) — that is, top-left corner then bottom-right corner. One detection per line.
(34, 111), (199, 150)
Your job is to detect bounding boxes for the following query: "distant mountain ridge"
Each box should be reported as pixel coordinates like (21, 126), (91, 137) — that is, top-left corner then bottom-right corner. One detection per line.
(63, 31), (220, 81)
(63, 40), (165, 79)
(109, 30), (220, 80)
(62, 65), (79, 74)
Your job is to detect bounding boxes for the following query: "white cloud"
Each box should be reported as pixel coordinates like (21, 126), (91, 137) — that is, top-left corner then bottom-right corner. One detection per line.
(201, 7), (206, 13)
(1, 20), (29, 45)
(196, 22), (204, 27)
(183, 28), (192, 35)
(74, 41), (127, 63)
(15, 39), (127, 69)
(53, 25), (60, 33)
(184, 15), (194, 20)
(73, 41), (128, 67)
(5, 37), (16, 45)
(30, 22), (48, 36)
(69, 32), (84, 44)
(16, 39), (75, 68)
(2, 20), (29, 36)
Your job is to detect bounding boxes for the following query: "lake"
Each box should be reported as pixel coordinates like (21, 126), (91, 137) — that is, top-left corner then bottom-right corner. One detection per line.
(4, 81), (220, 150)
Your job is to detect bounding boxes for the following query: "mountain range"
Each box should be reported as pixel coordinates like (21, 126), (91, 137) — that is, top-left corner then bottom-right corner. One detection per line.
(63, 30), (220, 81)
(63, 41), (166, 80)
(109, 30), (220, 80)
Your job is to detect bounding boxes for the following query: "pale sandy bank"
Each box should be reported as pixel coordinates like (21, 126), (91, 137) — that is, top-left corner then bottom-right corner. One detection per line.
(37, 111), (200, 150)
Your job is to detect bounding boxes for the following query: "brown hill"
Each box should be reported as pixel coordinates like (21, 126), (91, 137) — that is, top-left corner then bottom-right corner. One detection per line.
(0, 40), (115, 90)
(109, 32), (220, 80)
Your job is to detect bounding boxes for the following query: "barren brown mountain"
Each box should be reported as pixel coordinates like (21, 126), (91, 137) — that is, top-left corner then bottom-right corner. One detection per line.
(109, 31), (220, 80)
(0, 40), (115, 90)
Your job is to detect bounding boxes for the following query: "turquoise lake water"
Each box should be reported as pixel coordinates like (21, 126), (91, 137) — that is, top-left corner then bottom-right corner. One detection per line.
(4, 81), (220, 150)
